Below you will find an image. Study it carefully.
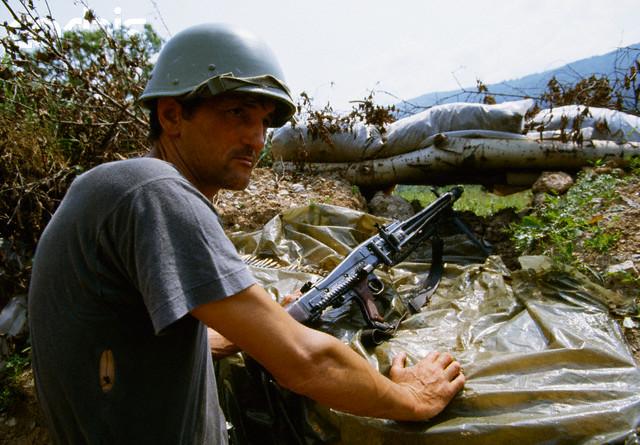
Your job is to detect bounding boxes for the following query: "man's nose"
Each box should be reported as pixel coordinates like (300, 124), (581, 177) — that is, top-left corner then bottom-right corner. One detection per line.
(244, 121), (266, 152)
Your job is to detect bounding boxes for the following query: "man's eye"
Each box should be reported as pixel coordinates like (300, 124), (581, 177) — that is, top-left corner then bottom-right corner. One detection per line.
(228, 108), (244, 116)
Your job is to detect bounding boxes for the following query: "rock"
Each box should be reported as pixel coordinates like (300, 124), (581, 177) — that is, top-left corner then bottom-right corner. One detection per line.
(532, 171), (574, 195)
(0, 295), (27, 337)
(607, 259), (639, 276)
(531, 171), (574, 205)
(366, 192), (414, 220)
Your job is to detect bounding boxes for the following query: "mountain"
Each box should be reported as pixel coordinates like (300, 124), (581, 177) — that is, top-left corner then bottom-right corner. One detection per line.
(397, 42), (640, 115)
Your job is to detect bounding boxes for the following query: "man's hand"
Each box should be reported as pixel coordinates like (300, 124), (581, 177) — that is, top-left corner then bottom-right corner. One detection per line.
(280, 289), (302, 308)
(389, 351), (465, 419)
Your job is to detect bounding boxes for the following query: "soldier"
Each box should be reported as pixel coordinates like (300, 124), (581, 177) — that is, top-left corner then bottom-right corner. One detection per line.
(28, 24), (464, 444)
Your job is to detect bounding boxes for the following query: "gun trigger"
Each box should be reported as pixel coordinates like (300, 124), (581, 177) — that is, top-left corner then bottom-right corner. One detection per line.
(353, 278), (384, 323)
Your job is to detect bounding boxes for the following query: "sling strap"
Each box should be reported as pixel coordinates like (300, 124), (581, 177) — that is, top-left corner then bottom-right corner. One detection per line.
(360, 235), (445, 347)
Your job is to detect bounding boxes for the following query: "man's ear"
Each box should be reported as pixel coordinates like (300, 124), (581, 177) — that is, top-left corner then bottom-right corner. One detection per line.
(157, 97), (183, 137)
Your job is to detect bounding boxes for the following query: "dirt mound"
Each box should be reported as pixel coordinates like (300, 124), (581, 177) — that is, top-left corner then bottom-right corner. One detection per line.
(214, 168), (367, 232)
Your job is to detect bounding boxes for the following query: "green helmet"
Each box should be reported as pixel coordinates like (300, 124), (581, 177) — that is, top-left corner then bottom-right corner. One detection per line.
(138, 23), (296, 127)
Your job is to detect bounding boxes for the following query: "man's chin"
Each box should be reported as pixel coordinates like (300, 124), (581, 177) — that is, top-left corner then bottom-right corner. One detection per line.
(220, 176), (251, 192)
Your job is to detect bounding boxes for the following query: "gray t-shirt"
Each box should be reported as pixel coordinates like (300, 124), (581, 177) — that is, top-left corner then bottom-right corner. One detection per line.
(28, 158), (255, 444)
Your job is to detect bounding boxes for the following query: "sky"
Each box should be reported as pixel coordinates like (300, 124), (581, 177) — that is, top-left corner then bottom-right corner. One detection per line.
(3, 0), (640, 112)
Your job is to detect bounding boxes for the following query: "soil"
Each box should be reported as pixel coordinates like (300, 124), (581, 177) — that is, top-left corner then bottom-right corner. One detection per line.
(1, 167), (638, 444)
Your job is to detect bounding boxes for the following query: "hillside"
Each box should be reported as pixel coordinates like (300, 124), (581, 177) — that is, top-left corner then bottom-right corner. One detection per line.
(398, 41), (640, 113)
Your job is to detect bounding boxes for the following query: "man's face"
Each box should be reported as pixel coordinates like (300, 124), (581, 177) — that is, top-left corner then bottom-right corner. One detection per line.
(177, 92), (276, 195)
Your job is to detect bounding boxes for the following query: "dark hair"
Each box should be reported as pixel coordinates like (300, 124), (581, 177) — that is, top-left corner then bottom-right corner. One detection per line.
(147, 99), (161, 142)
(146, 98), (204, 143)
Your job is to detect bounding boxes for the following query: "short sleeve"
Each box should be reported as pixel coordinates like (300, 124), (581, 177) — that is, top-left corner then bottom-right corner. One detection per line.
(103, 176), (256, 334)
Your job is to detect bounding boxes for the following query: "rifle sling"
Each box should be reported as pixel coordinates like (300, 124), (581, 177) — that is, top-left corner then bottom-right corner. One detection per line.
(407, 234), (444, 314)
(360, 312), (407, 347)
(360, 235), (444, 347)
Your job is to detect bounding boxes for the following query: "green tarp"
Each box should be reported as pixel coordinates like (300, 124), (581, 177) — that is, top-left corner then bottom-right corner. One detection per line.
(219, 204), (640, 444)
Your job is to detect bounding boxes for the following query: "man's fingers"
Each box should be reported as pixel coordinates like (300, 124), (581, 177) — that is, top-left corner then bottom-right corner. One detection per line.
(390, 351), (407, 374)
(449, 365), (466, 391)
(431, 352), (464, 383)
(434, 351), (454, 367)
(392, 350), (464, 385)
(425, 350), (440, 363)
(444, 359), (463, 382)
(279, 289), (302, 307)
(389, 350), (466, 419)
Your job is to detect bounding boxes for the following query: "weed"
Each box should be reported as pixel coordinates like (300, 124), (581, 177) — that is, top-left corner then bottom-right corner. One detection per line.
(588, 158), (608, 167)
(506, 170), (627, 269)
(618, 269), (640, 288)
(257, 132), (275, 167)
(583, 226), (621, 253)
(0, 346), (31, 413)
(626, 154), (640, 172)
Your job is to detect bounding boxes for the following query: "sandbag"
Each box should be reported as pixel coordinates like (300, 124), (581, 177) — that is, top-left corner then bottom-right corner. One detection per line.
(271, 121), (384, 163)
(271, 100), (534, 162)
(527, 105), (640, 142)
(381, 99), (534, 157)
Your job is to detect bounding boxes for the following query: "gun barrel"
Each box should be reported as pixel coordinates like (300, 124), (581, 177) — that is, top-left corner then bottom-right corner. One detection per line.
(391, 186), (463, 252)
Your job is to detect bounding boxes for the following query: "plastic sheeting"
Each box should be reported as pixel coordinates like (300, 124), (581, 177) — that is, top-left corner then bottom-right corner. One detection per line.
(219, 204), (640, 445)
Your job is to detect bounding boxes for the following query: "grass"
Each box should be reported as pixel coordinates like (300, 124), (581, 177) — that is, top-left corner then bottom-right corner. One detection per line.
(507, 170), (627, 268)
(394, 160), (639, 291)
(0, 345), (31, 413)
(395, 184), (532, 216)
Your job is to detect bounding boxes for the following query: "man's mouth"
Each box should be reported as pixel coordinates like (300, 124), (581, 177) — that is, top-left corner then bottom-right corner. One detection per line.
(232, 151), (256, 168)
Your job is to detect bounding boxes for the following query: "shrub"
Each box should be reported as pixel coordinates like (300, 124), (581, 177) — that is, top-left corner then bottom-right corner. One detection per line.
(0, 1), (162, 306)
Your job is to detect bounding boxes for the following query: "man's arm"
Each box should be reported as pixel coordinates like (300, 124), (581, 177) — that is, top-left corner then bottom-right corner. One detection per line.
(207, 328), (241, 359)
(190, 284), (464, 421)
(207, 289), (302, 360)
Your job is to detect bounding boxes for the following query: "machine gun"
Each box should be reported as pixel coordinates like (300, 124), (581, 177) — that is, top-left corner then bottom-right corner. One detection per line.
(286, 186), (489, 339)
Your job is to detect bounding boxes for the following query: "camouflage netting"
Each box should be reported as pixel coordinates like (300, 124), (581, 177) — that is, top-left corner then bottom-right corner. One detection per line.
(218, 204), (640, 445)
